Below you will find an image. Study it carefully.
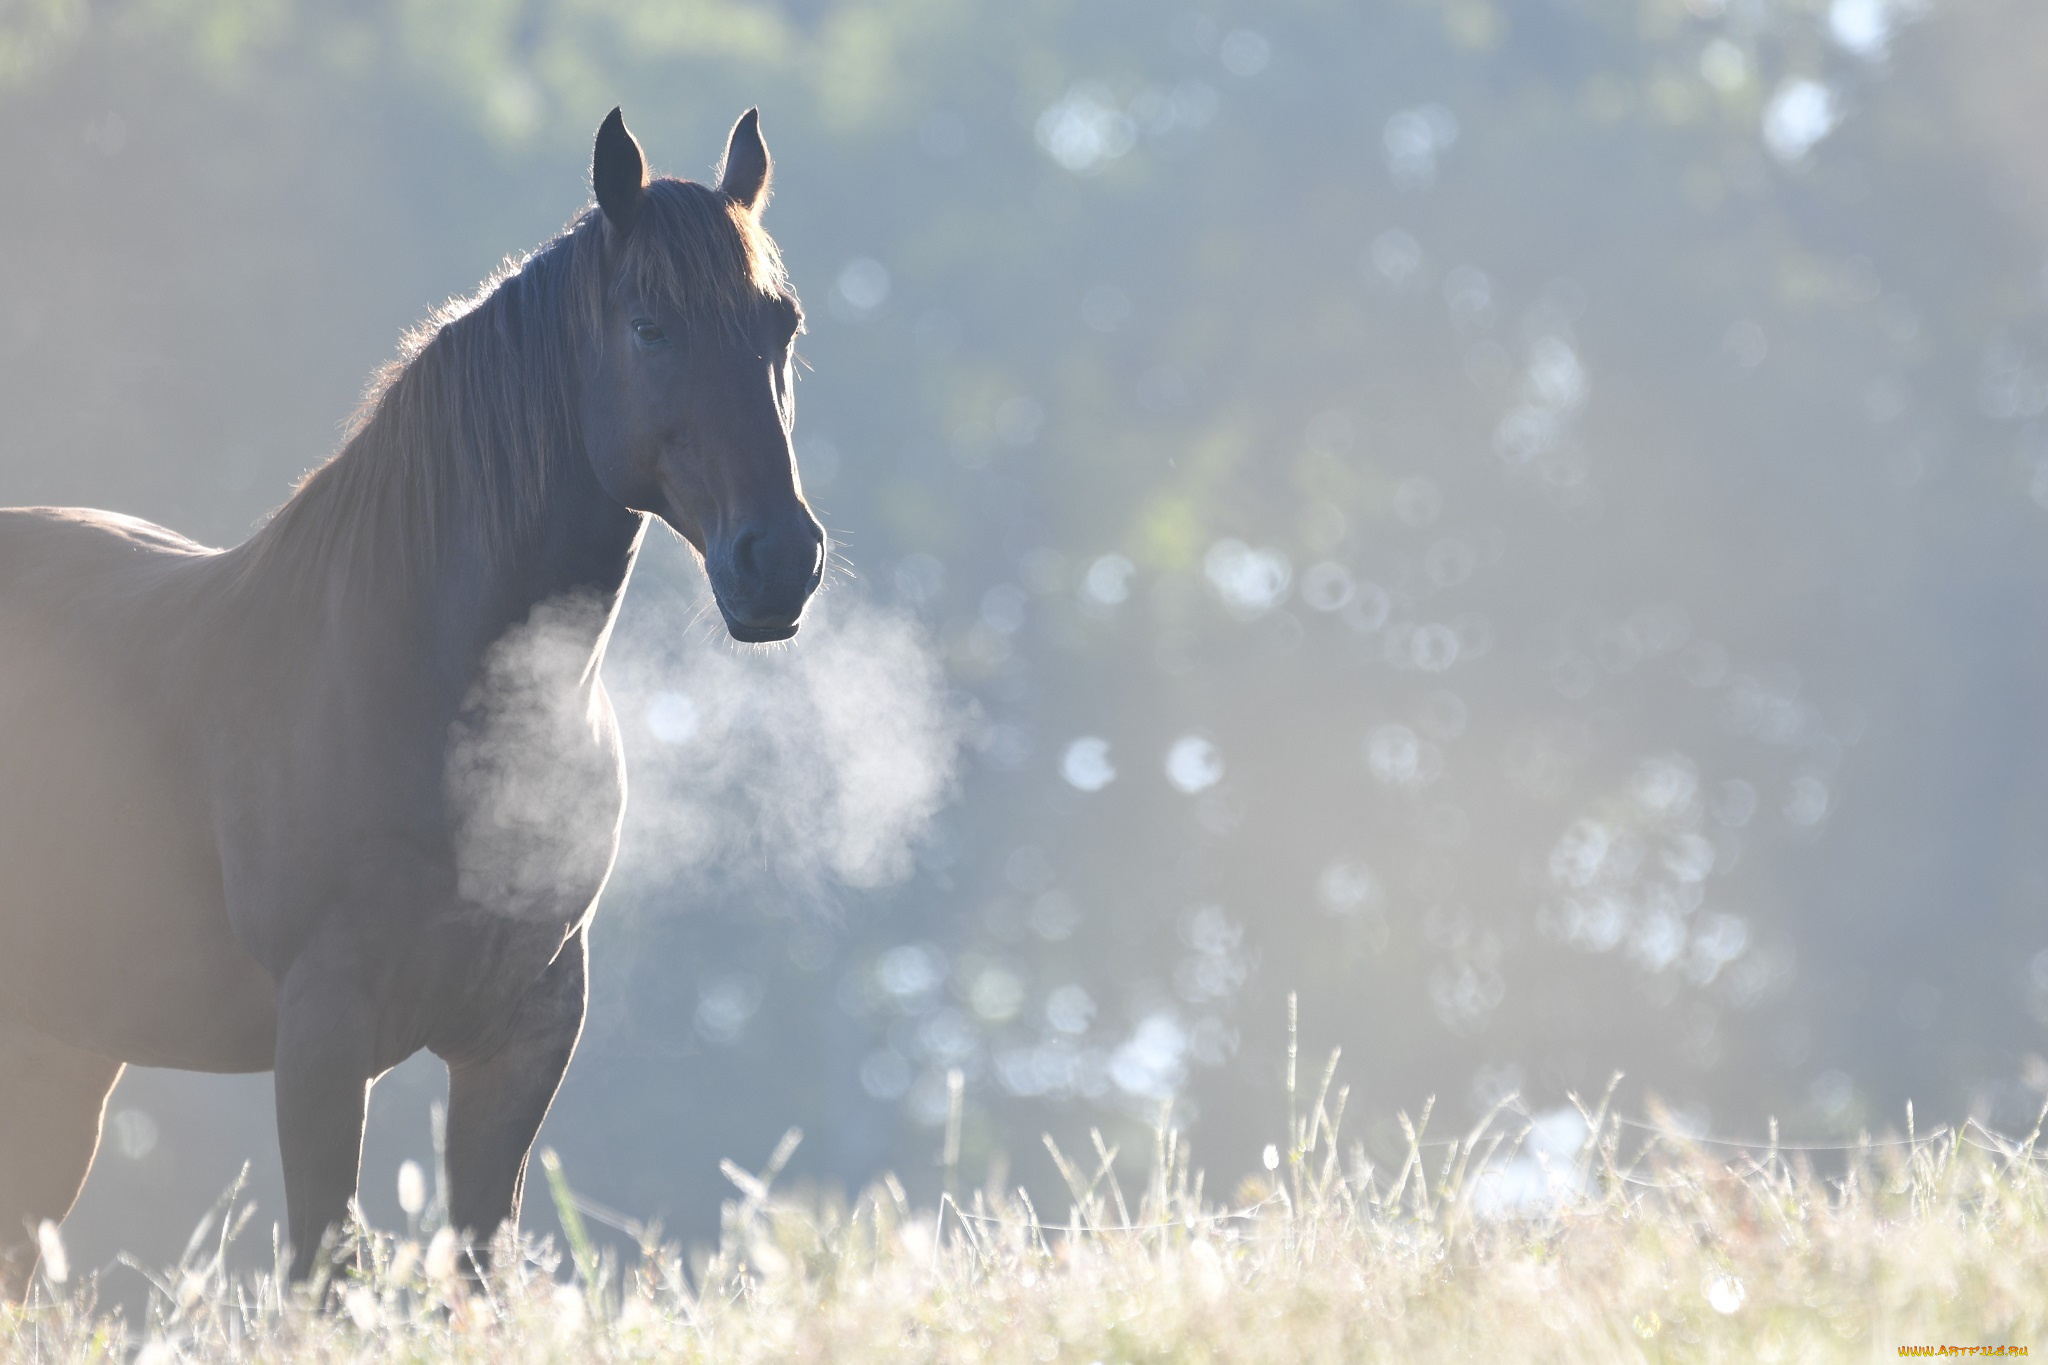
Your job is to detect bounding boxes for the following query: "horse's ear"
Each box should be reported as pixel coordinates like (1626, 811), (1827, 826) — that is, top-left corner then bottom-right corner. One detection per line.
(717, 108), (772, 218)
(593, 107), (648, 235)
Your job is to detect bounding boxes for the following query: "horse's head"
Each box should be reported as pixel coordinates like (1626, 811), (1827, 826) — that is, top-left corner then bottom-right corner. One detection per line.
(578, 108), (825, 643)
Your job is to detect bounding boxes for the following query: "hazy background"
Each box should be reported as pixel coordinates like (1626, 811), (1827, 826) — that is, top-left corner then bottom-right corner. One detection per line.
(6, 0), (2048, 1282)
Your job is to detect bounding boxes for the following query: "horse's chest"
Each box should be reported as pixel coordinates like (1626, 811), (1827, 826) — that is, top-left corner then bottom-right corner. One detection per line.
(403, 910), (580, 1062)
(443, 622), (627, 928)
(400, 674), (623, 1055)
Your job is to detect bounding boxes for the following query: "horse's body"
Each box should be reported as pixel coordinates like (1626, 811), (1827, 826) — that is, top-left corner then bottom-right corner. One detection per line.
(0, 509), (283, 1070)
(0, 109), (822, 1292)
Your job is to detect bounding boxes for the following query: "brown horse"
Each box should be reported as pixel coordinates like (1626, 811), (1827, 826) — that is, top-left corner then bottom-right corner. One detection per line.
(0, 107), (823, 1291)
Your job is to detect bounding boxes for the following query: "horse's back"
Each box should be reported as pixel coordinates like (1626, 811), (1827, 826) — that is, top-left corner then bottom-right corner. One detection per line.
(0, 507), (276, 1071)
(0, 504), (212, 586)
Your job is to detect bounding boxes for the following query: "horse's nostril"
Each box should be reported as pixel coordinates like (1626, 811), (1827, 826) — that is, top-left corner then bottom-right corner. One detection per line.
(731, 529), (765, 577)
(726, 525), (825, 604)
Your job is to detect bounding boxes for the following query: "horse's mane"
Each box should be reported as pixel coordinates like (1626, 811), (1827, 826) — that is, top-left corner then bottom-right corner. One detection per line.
(235, 179), (786, 591)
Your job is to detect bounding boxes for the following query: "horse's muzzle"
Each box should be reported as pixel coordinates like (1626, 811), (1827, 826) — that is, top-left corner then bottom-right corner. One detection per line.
(712, 520), (825, 642)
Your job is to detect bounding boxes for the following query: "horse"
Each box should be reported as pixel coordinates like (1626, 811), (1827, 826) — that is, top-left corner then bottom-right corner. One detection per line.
(0, 106), (824, 1292)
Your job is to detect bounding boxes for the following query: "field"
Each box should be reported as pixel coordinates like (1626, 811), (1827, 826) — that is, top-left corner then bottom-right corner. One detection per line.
(6, 1065), (2045, 1363)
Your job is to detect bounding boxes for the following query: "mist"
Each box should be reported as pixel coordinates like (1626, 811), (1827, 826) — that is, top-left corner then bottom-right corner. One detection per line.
(605, 535), (965, 902)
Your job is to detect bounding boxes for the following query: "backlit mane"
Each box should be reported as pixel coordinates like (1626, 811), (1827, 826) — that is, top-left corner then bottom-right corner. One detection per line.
(236, 178), (788, 590)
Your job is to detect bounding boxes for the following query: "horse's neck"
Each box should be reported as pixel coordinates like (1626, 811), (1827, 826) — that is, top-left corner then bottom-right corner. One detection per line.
(238, 419), (645, 709)
(428, 456), (647, 693)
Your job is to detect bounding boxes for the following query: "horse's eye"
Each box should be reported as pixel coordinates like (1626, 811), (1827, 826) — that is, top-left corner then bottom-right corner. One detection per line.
(632, 319), (668, 348)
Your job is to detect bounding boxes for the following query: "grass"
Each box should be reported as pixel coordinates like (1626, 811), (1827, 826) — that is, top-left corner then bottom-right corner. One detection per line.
(7, 1027), (2047, 1361)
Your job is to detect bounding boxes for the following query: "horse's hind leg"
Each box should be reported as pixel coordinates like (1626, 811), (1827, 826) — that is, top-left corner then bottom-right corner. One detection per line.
(0, 1022), (124, 1301)
(438, 929), (587, 1255)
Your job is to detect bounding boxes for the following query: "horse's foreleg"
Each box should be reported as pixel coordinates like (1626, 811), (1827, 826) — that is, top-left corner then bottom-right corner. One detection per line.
(0, 1022), (123, 1302)
(439, 928), (587, 1257)
(272, 952), (379, 1282)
